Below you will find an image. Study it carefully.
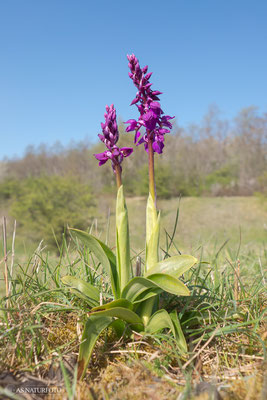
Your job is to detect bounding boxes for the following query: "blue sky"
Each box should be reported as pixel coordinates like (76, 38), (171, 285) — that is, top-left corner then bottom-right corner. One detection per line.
(0, 0), (266, 159)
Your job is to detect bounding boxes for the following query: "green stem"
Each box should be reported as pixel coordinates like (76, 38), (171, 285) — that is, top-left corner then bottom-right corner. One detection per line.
(148, 138), (156, 205)
(114, 164), (122, 189)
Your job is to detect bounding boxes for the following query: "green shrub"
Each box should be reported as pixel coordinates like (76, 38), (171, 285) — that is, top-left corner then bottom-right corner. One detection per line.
(9, 176), (94, 247)
(204, 165), (238, 195)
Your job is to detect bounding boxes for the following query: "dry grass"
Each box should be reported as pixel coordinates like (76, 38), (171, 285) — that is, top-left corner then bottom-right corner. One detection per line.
(0, 195), (266, 399)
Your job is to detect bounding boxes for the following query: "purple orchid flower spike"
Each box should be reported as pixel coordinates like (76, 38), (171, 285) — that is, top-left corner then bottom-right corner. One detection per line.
(94, 104), (133, 188)
(125, 54), (174, 154)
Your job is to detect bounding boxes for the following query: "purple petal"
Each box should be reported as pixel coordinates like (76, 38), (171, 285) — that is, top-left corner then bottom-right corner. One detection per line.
(145, 72), (153, 80)
(151, 95), (160, 101)
(125, 119), (138, 132)
(142, 65), (148, 74)
(162, 115), (175, 121)
(152, 91), (162, 96)
(158, 128), (170, 134)
(137, 136), (145, 146)
(134, 131), (141, 143)
(137, 105), (144, 113)
(150, 101), (162, 116)
(99, 159), (108, 166)
(94, 152), (108, 161)
(152, 141), (164, 154)
(144, 142), (149, 152)
(130, 97), (139, 106)
(120, 147), (133, 157)
(98, 134), (105, 142)
(144, 83), (153, 90)
(143, 110), (158, 130)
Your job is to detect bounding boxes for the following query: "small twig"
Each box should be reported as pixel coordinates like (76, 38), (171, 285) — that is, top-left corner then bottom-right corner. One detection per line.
(135, 256), (141, 277)
(32, 240), (44, 274)
(259, 257), (266, 285)
(30, 301), (70, 314)
(234, 259), (241, 301)
(182, 327), (220, 370)
(11, 328), (21, 366)
(192, 332), (205, 353)
(2, 217), (9, 310)
(108, 349), (154, 356)
(9, 220), (16, 295)
(33, 343), (41, 378)
(203, 350), (264, 360)
(105, 207), (111, 246)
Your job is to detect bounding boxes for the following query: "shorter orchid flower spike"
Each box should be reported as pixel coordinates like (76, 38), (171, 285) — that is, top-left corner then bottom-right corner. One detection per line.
(94, 105), (133, 172)
(94, 146), (133, 172)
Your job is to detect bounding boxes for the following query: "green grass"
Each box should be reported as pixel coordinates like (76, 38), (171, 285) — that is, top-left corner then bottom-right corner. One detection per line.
(92, 196), (267, 253)
(0, 195), (266, 399)
(1, 196), (266, 258)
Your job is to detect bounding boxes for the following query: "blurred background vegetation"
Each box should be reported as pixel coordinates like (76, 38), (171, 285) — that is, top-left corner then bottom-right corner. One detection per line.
(0, 105), (266, 250)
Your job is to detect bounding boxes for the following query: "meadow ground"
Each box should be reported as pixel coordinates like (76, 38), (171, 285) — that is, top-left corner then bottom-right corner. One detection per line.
(0, 196), (266, 399)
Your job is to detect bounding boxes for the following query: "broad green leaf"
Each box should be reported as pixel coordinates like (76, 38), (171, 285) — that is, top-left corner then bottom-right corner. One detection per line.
(145, 309), (188, 354)
(91, 298), (133, 312)
(146, 255), (197, 278)
(146, 193), (158, 246)
(145, 309), (176, 337)
(78, 315), (113, 379)
(116, 185), (131, 291)
(146, 194), (160, 272)
(61, 276), (99, 307)
(121, 277), (159, 303)
(146, 214), (160, 272)
(90, 307), (144, 332)
(146, 273), (190, 296)
(110, 319), (126, 337)
(170, 310), (188, 353)
(132, 287), (162, 304)
(70, 228), (119, 298)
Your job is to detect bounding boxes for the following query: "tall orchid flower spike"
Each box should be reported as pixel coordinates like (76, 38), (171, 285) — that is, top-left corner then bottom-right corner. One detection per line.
(94, 104), (133, 188)
(61, 57), (197, 381)
(125, 54), (174, 204)
(125, 54), (174, 155)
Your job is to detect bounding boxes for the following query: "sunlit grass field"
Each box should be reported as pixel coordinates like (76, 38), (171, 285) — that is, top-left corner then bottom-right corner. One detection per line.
(2, 195), (266, 257)
(94, 196), (267, 258)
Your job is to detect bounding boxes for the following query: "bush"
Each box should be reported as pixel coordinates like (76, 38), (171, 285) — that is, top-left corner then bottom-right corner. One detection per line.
(9, 176), (94, 247)
(204, 165), (238, 195)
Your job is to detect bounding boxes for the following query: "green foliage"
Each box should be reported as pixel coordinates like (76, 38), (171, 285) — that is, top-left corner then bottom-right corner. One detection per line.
(146, 193), (160, 271)
(154, 165), (173, 198)
(204, 164), (238, 194)
(61, 276), (100, 307)
(116, 185), (131, 291)
(147, 255), (198, 277)
(62, 187), (197, 379)
(1, 207), (266, 394)
(1, 106), (267, 202)
(78, 316), (114, 379)
(0, 178), (19, 202)
(70, 228), (119, 298)
(254, 170), (267, 212)
(8, 175), (94, 247)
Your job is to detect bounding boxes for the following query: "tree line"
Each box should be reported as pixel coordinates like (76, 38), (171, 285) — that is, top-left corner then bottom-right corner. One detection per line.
(0, 105), (266, 247)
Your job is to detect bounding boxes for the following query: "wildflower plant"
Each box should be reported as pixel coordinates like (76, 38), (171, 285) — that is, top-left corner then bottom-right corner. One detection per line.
(62, 54), (197, 379)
